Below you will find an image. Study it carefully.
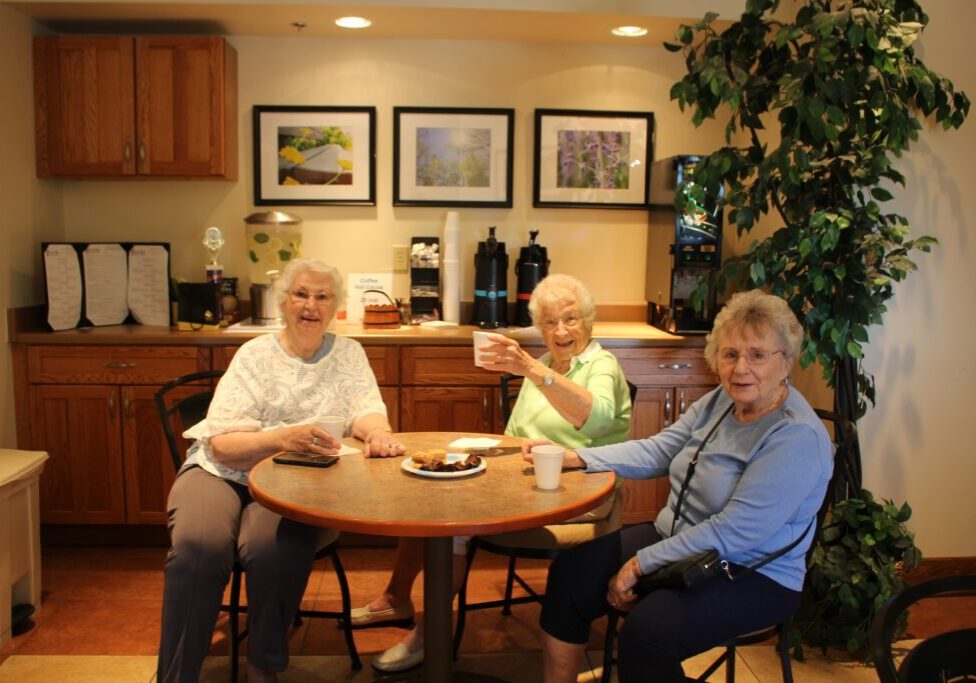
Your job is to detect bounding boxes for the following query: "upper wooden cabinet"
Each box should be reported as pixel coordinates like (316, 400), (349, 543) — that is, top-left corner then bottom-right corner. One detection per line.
(33, 35), (238, 179)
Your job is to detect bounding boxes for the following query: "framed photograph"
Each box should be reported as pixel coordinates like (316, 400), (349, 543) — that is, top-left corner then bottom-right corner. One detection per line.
(533, 109), (654, 209)
(393, 107), (514, 207)
(253, 105), (376, 206)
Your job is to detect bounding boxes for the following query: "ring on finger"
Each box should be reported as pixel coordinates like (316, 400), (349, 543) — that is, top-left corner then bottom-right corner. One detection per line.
(311, 437), (318, 446)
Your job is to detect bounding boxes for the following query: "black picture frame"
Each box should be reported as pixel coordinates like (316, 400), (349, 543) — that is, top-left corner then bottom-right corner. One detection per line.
(393, 106), (515, 207)
(252, 105), (376, 206)
(533, 108), (654, 209)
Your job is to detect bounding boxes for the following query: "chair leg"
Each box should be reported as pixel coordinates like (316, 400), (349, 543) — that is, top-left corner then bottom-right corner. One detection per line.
(327, 548), (362, 671)
(725, 643), (736, 683)
(502, 554), (518, 615)
(229, 563), (243, 683)
(453, 544), (478, 659)
(778, 621), (793, 683)
(601, 611), (619, 683)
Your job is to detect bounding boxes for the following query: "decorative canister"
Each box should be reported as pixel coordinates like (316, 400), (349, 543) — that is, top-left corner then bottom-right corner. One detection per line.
(362, 290), (401, 329)
(244, 211), (302, 284)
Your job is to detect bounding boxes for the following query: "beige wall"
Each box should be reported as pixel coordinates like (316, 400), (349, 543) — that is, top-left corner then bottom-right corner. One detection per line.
(57, 37), (726, 304)
(0, 5), (62, 448)
(4, 0), (974, 555)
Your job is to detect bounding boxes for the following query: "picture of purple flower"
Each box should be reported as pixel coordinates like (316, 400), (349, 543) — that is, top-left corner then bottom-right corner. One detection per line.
(556, 129), (630, 190)
(416, 127), (491, 187)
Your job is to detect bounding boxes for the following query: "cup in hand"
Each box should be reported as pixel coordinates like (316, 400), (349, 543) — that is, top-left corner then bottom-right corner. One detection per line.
(472, 330), (503, 368)
(531, 444), (565, 490)
(316, 416), (345, 443)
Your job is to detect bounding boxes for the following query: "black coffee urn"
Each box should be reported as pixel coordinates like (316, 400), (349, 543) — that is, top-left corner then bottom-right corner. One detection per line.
(472, 226), (508, 328)
(514, 230), (549, 327)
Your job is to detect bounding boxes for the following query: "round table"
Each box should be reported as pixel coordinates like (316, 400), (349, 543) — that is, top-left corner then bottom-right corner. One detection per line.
(249, 432), (616, 682)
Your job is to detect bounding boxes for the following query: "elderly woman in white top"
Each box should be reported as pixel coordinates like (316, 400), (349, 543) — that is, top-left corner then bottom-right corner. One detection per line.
(156, 259), (404, 683)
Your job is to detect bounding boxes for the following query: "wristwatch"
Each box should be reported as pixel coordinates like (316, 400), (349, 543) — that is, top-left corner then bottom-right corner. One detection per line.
(539, 373), (555, 388)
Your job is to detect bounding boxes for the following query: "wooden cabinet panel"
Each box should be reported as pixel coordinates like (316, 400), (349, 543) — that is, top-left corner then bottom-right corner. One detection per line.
(380, 387), (400, 432)
(613, 348), (714, 386)
(28, 345), (207, 384)
(29, 385), (125, 524)
(135, 37), (237, 178)
(401, 347), (501, 386)
(34, 36), (136, 176)
(401, 387), (496, 433)
(34, 35), (236, 179)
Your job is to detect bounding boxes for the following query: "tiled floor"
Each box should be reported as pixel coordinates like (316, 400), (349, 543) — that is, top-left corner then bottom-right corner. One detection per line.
(0, 545), (969, 682)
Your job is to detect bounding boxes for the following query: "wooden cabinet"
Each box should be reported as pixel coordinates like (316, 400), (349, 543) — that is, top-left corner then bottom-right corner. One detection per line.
(400, 347), (508, 433)
(612, 348), (717, 525)
(34, 35), (237, 179)
(20, 346), (209, 524)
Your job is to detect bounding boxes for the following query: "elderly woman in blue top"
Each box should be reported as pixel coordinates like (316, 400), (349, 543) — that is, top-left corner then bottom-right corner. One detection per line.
(526, 289), (833, 683)
(157, 259), (404, 683)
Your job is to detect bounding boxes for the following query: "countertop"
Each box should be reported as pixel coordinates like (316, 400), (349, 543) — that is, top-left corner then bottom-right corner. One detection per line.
(8, 306), (705, 348)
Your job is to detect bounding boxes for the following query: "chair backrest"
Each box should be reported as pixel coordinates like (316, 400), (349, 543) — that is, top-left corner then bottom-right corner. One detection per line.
(498, 373), (637, 428)
(155, 369), (225, 472)
(871, 574), (976, 683)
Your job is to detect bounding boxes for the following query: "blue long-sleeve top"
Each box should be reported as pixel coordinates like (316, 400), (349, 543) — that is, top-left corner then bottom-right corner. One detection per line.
(577, 387), (832, 591)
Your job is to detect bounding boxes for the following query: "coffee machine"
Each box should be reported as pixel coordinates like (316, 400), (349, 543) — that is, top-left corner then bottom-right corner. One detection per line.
(514, 230), (549, 327)
(472, 226), (508, 328)
(646, 155), (723, 334)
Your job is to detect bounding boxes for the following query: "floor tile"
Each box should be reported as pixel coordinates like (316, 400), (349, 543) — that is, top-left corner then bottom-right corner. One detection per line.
(0, 655), (156, 682)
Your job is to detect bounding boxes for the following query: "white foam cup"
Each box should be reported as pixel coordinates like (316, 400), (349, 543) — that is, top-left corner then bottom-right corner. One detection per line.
(316, 415), (345, 443)
(472, 330), (501, 368)
(531, 444), (566, 490)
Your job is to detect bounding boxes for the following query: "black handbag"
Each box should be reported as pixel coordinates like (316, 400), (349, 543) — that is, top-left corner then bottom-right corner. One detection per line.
(634, 404), (811, 596)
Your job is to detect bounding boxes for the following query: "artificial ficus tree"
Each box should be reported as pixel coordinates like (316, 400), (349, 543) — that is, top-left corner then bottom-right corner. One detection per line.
(667, 0), (969, 428)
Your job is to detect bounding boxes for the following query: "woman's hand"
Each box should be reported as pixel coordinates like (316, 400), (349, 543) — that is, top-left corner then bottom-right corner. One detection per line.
(277, 424), (341, 455)
(520, 437), (554, 460)
(480, 336), (538, 378)
(606, 556), (641, 612)
(521, 442), (587, 469)
(363, 428), (405, 458)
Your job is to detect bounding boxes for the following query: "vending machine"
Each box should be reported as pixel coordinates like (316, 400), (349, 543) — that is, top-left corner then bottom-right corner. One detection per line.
(645, 155), (723, 334)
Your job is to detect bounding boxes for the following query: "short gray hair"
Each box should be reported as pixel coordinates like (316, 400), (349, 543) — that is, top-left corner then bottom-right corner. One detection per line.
(273, 258), (344, 315)
(528, 274), (596, 332)
(704, 289), (803, 373)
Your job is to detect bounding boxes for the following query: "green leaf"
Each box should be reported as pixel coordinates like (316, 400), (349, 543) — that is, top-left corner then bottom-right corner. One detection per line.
(847, 341), (863, 359)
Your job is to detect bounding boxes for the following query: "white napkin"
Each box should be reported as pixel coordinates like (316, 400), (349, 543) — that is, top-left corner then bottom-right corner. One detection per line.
(448, 437), (501, 449)
(337, 443), (360, 455)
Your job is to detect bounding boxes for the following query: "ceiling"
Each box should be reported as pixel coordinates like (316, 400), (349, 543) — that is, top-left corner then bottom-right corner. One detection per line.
(7, 0), (738, 44)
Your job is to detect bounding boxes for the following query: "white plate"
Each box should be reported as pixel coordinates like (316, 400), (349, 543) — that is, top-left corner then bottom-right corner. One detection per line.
(400, 453), (486, 479)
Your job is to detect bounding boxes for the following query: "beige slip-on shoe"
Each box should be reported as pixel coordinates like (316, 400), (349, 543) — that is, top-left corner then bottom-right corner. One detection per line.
(371, 641), (424, 673)
(349, 601), (415, 627)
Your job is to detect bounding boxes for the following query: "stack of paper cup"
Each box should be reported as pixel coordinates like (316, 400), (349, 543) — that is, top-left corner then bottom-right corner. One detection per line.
(442, 211), (461, 323)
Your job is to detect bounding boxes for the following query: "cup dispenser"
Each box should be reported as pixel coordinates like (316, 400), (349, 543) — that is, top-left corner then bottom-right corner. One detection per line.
(410, 236), (440, 320)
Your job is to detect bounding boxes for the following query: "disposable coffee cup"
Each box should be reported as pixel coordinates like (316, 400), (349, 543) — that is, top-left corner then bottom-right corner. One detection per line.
(316, 416), (345, 443)
(472, 330), (502, 368)
(531, 444), (565, 490)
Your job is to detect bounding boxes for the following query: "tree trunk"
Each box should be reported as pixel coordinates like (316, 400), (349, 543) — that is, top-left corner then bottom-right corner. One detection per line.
(832, 356), (863, 496)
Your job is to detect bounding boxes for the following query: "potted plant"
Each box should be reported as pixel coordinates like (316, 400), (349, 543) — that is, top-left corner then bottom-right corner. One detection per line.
(664, 0), (966, 656)
(794, 491), (922, 657)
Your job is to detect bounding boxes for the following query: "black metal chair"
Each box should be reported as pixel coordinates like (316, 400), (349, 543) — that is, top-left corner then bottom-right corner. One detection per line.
(453, 373), (637, 655)
(871, 574), (976, 683)
(155, 369), (361, 681)
(600, 408), (859, 683)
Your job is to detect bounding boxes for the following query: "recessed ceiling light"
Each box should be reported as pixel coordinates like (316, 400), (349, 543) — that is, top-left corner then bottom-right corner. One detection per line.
(336, 16), (371, 29)
(612, 26), (648, 37)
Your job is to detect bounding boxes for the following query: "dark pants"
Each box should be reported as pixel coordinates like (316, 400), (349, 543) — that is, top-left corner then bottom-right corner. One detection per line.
(156, 466), (327, 683)
(540, 524), (801, 683)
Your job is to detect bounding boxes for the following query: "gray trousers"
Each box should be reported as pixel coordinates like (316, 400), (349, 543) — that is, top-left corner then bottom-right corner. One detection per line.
(156, 466), (328, 682)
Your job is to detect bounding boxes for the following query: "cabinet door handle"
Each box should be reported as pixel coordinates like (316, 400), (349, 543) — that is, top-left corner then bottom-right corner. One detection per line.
(658, 363), (693, 370)
(482, 392), (490, 428)
(124, 141), (132, 162)
(108, 392), (116, 423)
(101, 362), (136, 369)
(664, 392), (672, 427)
(139, 141), (146, 162)
(679, 390), (687, 415)
(123, 388), (132, 420)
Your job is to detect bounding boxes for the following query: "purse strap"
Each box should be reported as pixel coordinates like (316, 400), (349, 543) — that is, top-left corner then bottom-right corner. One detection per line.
(667, 401), (814, 581)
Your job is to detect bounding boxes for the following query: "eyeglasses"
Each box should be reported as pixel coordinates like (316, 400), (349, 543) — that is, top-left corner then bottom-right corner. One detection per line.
(718, 349), (783, 366)
(540, 315), (582, 331)
(289, 289), (336, 305)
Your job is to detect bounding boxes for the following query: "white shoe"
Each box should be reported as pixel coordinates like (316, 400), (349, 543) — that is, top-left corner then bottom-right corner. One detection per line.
(371, 641), (424, 673)
(349, 602), (415, 627)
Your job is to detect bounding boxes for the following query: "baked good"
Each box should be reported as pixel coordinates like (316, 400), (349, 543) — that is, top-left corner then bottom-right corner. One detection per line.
(411, 448), (447, 468)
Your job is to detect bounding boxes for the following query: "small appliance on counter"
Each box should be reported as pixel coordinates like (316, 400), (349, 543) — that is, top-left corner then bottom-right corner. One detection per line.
(513, 229), (549, 327)
(249, 273), (282, 326)
(472, 226), (508, 329)
(646, 155), (723, 334)
(243, 211), (301, 327)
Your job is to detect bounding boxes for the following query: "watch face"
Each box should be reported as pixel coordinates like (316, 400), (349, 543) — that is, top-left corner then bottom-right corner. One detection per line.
(543, 374), (554, 386)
